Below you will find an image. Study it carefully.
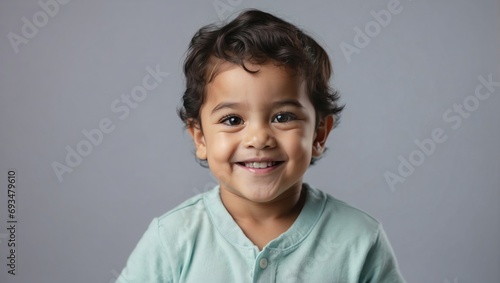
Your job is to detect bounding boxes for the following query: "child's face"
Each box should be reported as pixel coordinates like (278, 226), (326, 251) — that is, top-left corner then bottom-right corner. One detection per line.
(189, 62), (332, 204)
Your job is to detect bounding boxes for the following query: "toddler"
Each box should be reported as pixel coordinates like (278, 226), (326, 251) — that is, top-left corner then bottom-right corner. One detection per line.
(117, 9), (405, 283)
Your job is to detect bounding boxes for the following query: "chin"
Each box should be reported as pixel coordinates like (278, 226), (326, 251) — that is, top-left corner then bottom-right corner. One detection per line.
(240, 187), (287, 203)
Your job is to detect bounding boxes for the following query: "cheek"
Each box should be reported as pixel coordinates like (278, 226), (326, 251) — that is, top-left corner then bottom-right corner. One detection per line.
(281, 130), (313, 160)
(207, 133), (238, 161)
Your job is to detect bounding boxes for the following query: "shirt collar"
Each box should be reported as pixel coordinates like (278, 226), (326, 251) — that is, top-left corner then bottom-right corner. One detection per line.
(203, 183), (327, 251)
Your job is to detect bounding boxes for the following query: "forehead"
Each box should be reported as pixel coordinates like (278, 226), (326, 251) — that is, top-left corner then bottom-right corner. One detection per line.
(204, 61), (308, 106)
(205, 58), (301, 83)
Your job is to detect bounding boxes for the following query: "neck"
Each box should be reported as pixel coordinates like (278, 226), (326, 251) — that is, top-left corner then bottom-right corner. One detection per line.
(219, 183), (306, 225)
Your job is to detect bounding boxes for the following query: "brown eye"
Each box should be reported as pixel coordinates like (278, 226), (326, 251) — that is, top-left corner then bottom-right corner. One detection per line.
(272, 112), (297, 123)
(221, 115), (243, 126)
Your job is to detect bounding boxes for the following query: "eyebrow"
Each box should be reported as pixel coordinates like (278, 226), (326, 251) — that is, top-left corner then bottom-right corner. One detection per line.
(210, 99), (304, 115)
(272, 99), (304, 109)
(211, 102), (241, 115)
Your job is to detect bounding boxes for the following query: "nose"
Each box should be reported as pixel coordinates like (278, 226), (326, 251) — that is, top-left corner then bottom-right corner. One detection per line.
(243, 122), (276, 149)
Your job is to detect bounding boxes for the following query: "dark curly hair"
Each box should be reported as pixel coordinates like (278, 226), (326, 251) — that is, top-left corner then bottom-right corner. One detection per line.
(178, 9), (344, 165)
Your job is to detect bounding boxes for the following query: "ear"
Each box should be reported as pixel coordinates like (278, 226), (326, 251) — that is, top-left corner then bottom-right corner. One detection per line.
(187, 120), (207, 160)
(312, 115), (334, 157)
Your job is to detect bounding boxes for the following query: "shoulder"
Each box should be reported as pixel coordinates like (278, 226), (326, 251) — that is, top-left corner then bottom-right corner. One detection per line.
(130, 191), (210, 250)
(116, 193), (211, 283)
(157, 191), (207, 221)
(122, 190), (213, 267)
(306, 184), (381, 238)
(155, 190), (211, 235)
(327, 193), (380, 227)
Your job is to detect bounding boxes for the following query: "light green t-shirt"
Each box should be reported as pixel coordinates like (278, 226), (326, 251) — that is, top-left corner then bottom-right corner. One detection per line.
(116, 184), (405, 282)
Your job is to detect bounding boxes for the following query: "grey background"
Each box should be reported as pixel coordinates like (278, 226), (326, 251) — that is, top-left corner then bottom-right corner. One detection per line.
(0, 0), (499, 282)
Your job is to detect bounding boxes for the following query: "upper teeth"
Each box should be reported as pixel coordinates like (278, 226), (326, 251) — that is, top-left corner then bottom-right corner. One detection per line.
(244, 162), (276, 168)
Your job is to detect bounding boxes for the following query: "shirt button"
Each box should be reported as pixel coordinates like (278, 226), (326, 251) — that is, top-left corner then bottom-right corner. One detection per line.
(259, 258), (268, 269)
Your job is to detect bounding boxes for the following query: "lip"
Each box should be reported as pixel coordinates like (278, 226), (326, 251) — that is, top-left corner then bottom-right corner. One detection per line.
(238, 157), (283, 163)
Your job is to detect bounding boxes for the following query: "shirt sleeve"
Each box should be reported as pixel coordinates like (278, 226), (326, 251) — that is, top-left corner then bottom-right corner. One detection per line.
(359, 224), (406, 283)
(115, 218), (173, 283)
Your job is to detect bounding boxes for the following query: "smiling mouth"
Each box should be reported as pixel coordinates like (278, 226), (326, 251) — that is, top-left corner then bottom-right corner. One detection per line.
(237, 161), (284, 169)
